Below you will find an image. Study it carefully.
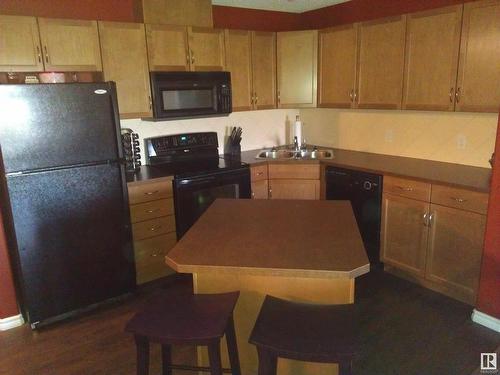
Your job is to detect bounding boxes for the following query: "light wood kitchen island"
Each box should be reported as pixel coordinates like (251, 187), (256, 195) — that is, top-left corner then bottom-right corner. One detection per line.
(166, 199), (369, 375)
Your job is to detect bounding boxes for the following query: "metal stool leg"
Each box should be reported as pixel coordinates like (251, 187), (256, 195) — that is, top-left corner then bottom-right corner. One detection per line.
(134, 335), (150, 375)
(208, 339), (223, 375)
(256, 347), (277, 375)
(225, 315), (241, 375)
(161, 344), (172, 375)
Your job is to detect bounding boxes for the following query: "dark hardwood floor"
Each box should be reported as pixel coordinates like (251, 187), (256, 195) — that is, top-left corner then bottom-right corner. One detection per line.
(0, 271), (498, 375)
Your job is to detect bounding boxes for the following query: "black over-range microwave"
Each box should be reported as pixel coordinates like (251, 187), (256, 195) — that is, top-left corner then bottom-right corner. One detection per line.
(149, 71), (232, 120)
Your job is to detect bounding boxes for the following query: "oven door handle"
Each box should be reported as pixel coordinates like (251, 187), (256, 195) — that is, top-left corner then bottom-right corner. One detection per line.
(176, 176), (217, 186)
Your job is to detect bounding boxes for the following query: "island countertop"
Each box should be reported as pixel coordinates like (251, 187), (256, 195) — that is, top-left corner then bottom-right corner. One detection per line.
(166, 199), (370, 279)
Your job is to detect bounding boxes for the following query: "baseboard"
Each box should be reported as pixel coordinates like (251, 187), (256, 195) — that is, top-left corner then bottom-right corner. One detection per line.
(0, 314), (24, 331)
(472, 309), (500, 333)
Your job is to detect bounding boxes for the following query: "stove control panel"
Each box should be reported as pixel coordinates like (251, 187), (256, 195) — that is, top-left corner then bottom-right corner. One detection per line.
(145, 132), (219, 163)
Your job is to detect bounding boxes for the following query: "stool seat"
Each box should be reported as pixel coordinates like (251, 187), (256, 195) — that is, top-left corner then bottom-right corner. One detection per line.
(249, 295), (357, 363)
(126, 291), (239, 343)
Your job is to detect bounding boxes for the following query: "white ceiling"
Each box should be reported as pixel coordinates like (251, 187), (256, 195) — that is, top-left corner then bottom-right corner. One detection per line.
(211, 0), (350, 13)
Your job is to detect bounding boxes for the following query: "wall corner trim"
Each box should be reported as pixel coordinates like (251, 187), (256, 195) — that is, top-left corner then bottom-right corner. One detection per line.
(0, 314), (24, 331)
(471, 309), (500, 333)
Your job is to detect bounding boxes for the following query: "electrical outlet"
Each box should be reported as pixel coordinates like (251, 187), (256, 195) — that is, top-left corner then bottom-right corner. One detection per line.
(385, 129), (394, 143)
(457, 134), (467, 150)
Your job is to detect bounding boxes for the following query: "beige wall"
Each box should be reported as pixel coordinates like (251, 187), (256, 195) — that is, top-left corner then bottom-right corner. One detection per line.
(299, 109), (497, 168)
(121, 109), (298, 164)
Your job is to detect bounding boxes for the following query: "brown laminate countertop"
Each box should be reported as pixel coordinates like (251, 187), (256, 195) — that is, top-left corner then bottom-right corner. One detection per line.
(166, 199), (370, 279)
(240, 148), (492, 193)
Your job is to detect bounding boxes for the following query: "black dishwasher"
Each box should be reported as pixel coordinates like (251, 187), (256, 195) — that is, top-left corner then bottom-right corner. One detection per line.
(325, 166), (383, 266)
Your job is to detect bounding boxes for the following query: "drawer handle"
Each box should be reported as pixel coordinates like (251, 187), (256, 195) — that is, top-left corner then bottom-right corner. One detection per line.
(423, 212), (429, 227)
(151, 251), (159, 257)
(146, 208), (160, 213)
(149, 225), (162, 232)
(144, 190), (159, 196)
(451, 197), (467, 203)
(256, 172), (264, 176)
(397, 186), (414, 192)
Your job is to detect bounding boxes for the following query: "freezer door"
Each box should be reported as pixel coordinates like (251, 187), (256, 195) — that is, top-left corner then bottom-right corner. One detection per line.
(0, 83), (121, 174)
(5, 163), (135, 324)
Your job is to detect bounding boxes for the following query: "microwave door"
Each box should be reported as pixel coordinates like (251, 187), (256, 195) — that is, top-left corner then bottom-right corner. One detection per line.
(159, 86), (218, 118)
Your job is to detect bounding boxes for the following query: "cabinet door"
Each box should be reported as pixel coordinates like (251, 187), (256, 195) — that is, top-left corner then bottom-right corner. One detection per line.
(269, 179), (320, 200)
(0, 15), (44, 72)
(277, 30), (318, 108)
(381, 193), (429, 276)
(456, 0), (500, 113)
(318, 24), (358, 108)
(224, 30), (253, 111)
(357, 16), (406, 109)
(251, 31), (277, 110)
(402, 6), (463, 111)
(251, 180), (269, 199)
(146, 24), (189, 71)
(38, 18), (102, 71)
(188, 27), (225, 71)
(426, 204), (486, 304)
(99, 22), (152, 119)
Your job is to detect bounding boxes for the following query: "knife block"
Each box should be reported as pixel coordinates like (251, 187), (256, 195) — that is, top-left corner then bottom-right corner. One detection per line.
(224, 142), (241, 157)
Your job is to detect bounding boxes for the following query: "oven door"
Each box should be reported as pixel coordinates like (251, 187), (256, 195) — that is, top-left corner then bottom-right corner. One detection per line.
(173, 168), (251, 239)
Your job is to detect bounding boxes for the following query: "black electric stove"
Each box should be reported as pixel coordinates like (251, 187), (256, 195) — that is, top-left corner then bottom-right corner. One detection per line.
(144, 132), (251, 238)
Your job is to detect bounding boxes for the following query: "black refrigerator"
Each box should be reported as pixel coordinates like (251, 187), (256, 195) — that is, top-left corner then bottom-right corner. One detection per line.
(0, 83), (136, 328)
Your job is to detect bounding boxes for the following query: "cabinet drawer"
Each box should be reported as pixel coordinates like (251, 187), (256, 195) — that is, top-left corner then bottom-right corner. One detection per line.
(251, 164), (268, 181)
(130, 199), (174, 223)
(431, 184), (488, 214)
(383, 176), (431, 202)
(128, 178), (173, 205)
(134, 232), (177, 284)
(132, 216), (176, 241)
(268, 164), (320, 179)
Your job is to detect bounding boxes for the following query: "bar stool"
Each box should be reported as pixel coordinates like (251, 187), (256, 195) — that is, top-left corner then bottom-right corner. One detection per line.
(125, 291), (241, 375)
(249, 295), (357, 375)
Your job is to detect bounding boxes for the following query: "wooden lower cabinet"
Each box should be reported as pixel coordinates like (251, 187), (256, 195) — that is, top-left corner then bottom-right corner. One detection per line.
(269, 179), (320, 200)
(426, 204), (486, 302)
(251, 180), (269, 199)
(128, 177), (176, 285)
(381, 193), (429, 276)
(381, 177), (487, 304)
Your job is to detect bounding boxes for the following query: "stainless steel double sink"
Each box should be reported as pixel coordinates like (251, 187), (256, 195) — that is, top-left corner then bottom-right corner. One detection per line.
(256, 147), (334, 160)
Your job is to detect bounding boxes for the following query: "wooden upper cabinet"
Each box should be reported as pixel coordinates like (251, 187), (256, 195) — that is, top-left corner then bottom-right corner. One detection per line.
(37, 18), (102, 71)
(146, 24), (190, 71)
(251, 31), (277, 110)
(98, 22), (152, 119)
(188, 27), (225, 71)
(143, 0), (213, 27)
(402, 5), (463, 111)
(224, 30), (253, 111)
(318, 24), (358, 108)
(0, 15), (44, 72)
(277, 30), (318, 108)
(381, 193), (429, 276)
(456, 0), (500, 112)
(357, 16), (406, 109)
(426, 204), (486, 303)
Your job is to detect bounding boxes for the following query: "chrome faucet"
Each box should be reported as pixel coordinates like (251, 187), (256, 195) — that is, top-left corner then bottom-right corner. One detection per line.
(293, 136), (299, 151)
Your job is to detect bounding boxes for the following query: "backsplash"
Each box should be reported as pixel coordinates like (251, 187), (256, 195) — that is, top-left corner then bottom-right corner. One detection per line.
(299, 109), (497, 168)
(121, 109), (298, 165)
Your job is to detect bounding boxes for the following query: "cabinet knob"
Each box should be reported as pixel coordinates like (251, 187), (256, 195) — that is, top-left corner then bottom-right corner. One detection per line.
(44, 45), (49, 63)
(36, 46), (42, 63)
(397, 186), (413, 192)
(451, 197), (467, 203)
(449, 87), (455, 103)
(455, 87), (461, 103)
(144, 190), (159, 196)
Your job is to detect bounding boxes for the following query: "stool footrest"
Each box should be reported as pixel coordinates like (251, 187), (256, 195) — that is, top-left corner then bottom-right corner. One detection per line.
(168, 363), (233, 373)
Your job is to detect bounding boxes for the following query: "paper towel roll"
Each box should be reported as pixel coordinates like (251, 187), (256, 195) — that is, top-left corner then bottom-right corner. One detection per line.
(294, 116), (302, 145)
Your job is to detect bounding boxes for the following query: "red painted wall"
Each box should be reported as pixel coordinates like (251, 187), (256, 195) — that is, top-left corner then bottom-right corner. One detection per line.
(0, 210), (18, 319)
(476, 114), (500, 319)
(0, 0), (141, 22)
(212, 5), (302, 31)
(301, 0), (477, 29)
